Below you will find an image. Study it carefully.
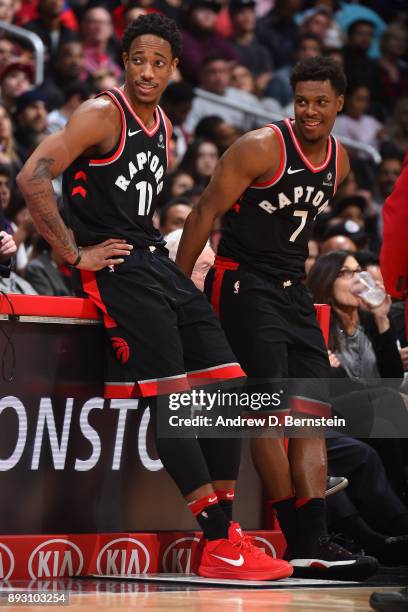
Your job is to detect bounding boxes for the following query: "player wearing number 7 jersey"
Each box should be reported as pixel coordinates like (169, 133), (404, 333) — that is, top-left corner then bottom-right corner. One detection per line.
(177, 57), (378, 580)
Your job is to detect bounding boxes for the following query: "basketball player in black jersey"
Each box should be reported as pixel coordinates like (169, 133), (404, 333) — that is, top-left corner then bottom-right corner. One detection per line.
(177, 57), (378, 579)
(16, 14), (293, 582)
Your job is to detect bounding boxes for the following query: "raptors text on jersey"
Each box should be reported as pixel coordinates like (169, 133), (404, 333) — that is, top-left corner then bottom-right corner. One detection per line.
(218, 118), (339, 279)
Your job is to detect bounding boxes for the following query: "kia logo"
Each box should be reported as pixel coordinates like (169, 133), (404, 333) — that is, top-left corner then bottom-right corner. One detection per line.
(0, 543), (15, 580)
(162, 537), (200, 573)
(96, 538), (150, 575)
(253, 537), (277, 558)
(28, 539), (83, 579)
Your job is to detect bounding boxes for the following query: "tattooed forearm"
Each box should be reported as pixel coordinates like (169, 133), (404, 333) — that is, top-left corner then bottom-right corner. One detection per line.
(28, 157), (56, 182)
(19, 180), (77, 263)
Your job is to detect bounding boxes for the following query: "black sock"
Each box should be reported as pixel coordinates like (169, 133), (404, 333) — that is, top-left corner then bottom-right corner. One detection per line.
(268, 496), (297, 551)
(296, 498), (328, 552)
(218, 499), (233, 522)
(195, 503), (230, 541)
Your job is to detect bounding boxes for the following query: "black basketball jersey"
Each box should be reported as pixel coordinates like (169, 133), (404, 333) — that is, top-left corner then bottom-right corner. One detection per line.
(218, 118), (339, 279)
(62, 87), (170, 247)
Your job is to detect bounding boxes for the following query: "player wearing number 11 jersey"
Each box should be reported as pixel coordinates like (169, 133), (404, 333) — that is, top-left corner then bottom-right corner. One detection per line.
(177, 57), (378, 580)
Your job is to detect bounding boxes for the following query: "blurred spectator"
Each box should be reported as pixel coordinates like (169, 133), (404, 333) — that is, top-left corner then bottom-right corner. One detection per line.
(50, 40), (85, 92)
(179, 138), (219, 187)
(0, 103), (22, 177)
(343, 20), (381, 109)
(378, 23), (408, 116)
(0, 61), (33, 112)
(159, 196), (193, 235)
(185, 56), (261, 133)
(305, 238), (319, 276)
(331, 194), (379, 253)
(335, 2), (386, 59)
(320, 235), (358, 255)
(0, 269), (37, 294)
(194, 115), (241, 154)
(47, 81), (90, 132)
(228, 0), (272, 90)
(0, 230), (16, 277)
(25, 236), (73, 296)
(152, 0), (182, 25)
(256, 0), (302, 70)
(160, 81), (195, 159)
(372, 156), (403, 236)
(0, 37), (15, 69)
(80, 5), (122, 80)
(168, 133), (180, 170)
(14, 89), (50, 161)
(157, 168), (195, 208)
(179, 0), (240, 85)
(114, 1), (147, 40)
(323, 219), (369, 252)
(0, 0), (17, 23)
(88, 68), (118, 93)
(166, 227), (214, 291)
(263, 33), (323, 109)
(298, 6), (332, 43)
(25, 0), (75, 68)
(384, 98), (408, 159)
(334, 85), (383, 157)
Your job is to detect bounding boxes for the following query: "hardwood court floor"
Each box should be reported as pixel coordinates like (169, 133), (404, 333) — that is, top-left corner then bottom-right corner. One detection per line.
(1, 580), (404, 612)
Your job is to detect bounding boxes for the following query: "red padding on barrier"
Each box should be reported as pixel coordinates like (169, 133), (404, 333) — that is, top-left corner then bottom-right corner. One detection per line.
(315, 303), (330, 347)
(0, 294), (101, 320)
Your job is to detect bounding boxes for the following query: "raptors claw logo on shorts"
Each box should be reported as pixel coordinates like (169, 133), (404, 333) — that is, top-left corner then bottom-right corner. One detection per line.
(111, 337), (130, 364)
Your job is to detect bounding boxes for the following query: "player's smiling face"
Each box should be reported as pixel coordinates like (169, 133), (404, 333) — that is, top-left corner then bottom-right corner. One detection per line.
(294, 80), (344, 143)
(123, 34), (178, 105)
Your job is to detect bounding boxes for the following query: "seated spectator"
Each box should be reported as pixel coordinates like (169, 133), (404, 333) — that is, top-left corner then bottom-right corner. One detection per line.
(25, 236), (73, 296)
(228, 0), (272, 92)
(88, 68), (118, 94)
(159, 197), (193, 235)
(298, 6), (333, 45)
(256, 0), (301, 70)
(263, 33), (323, 110)
(0, 0), (16, 23)
(157, 168), (195, 209)
(195, 115), (241, 154)
(185, 56), (262, 133)
(47, 81), (90, 132)
(0, 230), (16, 277)
(80, 5), (122, 81)
(383, 97), (408, 159)
(342, 20), (381, 110)
(331, 195), (379, 253)
(0, 61), (34, 113)
(49, 40), (85, 93)
(378, 23), (408, 116)
(323, 219), (369, 252)
(372, 155), (402, 237)
(0, 37), (15, 70)
(14, 90), (51, 161)
(179, 138), (219, 187)
(179, 0), (240, 85)
(334, 85), (383, 158)
(166, 227), (214, 291)
(160, 81), (195, 159)
(307, 250), (408, 498)
(320, 235), (358, 255)
(25, 0), (76, 68)
(0, 103), (22, 177)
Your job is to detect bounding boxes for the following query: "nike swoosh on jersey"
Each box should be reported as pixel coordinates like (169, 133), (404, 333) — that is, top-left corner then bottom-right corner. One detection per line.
(211, 554), (244, 567)
(128, 129), (142, 137)
(287, 166), (305, 174)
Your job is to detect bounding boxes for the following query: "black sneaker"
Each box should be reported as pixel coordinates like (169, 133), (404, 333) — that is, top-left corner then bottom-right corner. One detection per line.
(370, 587), (408, 612)
(286, 534), (379, 580)
(326, 476), (348, 497)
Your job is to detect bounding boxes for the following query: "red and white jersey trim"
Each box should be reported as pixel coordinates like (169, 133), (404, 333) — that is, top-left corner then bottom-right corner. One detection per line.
(251, 124), (287, 189)
(89, 91), (127, 167)
(284, 118), (332, 173)
(113, 87), (160, 136)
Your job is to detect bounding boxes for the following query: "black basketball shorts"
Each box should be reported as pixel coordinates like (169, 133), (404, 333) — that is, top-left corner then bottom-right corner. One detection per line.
(80, 247), (245, 398)
(204, 256), (331, 417)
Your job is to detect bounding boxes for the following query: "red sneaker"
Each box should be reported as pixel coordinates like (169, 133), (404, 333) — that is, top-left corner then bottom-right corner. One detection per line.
(198, 522), (293, 581)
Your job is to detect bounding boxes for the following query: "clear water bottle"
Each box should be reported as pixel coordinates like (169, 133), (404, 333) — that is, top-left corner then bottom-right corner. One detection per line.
(352, 271), (386, 307)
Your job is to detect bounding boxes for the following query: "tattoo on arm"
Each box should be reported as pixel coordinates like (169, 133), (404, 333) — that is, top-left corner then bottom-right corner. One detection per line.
(22, 166), (77, 262)
(28, 157), (56, 182)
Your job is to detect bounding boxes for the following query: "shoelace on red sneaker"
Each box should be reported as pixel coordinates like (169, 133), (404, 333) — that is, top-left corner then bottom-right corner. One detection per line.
(232, 534), (267, 560)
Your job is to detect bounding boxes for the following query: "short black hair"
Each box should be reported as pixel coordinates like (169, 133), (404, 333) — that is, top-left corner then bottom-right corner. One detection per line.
(161, 81), (194, 104)
(290, 56), (347, 96)
(0, 164), (11, 179)
(159, 197), (192, 226)
(122, 13), (182, 59)
(348, 19), (374, 37)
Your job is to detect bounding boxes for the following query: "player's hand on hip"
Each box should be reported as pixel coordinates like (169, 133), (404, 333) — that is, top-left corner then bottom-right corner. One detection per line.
(76, 238), (133, 271)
